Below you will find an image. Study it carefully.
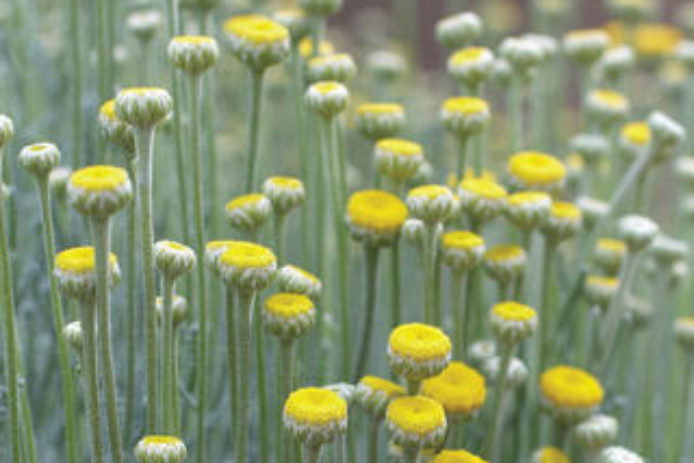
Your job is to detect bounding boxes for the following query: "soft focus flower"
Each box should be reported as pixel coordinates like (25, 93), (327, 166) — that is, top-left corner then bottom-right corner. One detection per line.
(594, 238), (627, 275)
(421, 361), (486, 420)
(458, 178), (508, 225)
(617, 214), (659, 252)
(355, 376), (406, 418)
(573, 414), (619, 453)
(263, 292), (316, 341)
(563, 29), (610, 65)
(584, 276), (619, 310)
(283, 387), (347, 446)
(18, 142), (61, 178)
(375, 138), (425, 184)
(305, 81), (349, 119)
(542, 201), (582, 242)
(531, 447), (570, 463)
(68, 165), (133, 218)
(436, 12), (483, 50)
(347, 189), (408, 247)
(134, 435), (187, 463)
(306, 53), (357, 83)
(431, 449), (488, 463)
(218, 241), (277, 291)
(441, 96), (490, 138)
(483, 245), (526, 287)
(225, 193), (272, 233)
(407, 185), (455, 224)
(223, 15), (290, 70)
(504, 191), (552, 231)
(277, 265), (322, 299)
(168, 35), (219, 74)
(447, 47), (494, 89)
(356, 103), (406, 140)
(540, 365), (604, 422)
(489, 301), (537, 346)
(388, 323), (452, 382)
(507, 151), (566, 195)
(596, 446), (644, 463)
(441, 230), (485, 273)
(386, 396), (447, 448)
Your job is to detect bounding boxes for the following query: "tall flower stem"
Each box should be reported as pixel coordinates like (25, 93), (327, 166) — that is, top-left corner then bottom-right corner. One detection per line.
(79, 299), (105, 463)
(279, 340), (295, 463)
(353, 246), (380, 382)
(90, 217), (123, 463)
(456, 135), (469, 181)
(35, 176), (79, 463)
(423, 224), (439, 324)
(134, 125), (158, 431)
(678, 356), (694, 463)
(237, 290), (256, 463)
(245, 69), (266, 192)
(390, 239), (402, 330)
(0, 153), (23, 463)
(95, 0), (108, 162)
(123, 160), (138, 443)
(254, 296), (270, 463)
(224, 288), (238, 454)
(188, 73), (210, 463)
(161, 276), (176, 432)
(538, 240), (556, 370)
(274, 212), (287, 266)
(303, 443), (322, 463)
(509, 76), (524, 152)
(367, 418), (380, 463)
(485, 343), (514, 463)
(452, 271), (469, 360)
(69, 0), (82, 170)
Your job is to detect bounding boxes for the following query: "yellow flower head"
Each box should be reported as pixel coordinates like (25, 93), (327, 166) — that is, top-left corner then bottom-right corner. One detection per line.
(263, 292), (315, 340)
(388, 323), (452, 381)
(355, 375), (406, 416)
(299, 37), (335, 58)
(225, 193), (272, 233)
(407, 185), (456, 224)
(584, 275), (619, 309)
(224, 15), (289, 45)
(375, 139), (425, 183)
(386, 396), (447, 447)
(68, 165), (133, 217)
(421, 362), (486, 418)
(532, 447), (571, 463)
(100, 99), (117, 121)
(154, 239), (196, 279)
(675, 316), (694, 349)
(490, 301), (538, 345)
(457, 178), (507, 224)
(168, 35), (219, 74)
(633, 23), (682, 58)
(356, 103), (406, 140)
(441, 231), (485, 273)
(204, 240), (236, 274)
(450, 47), (491, 65)
(483, 245), (526, 285)
(442, 96), (489, 115)
(542, 201), (582, 241)
(377, 138), (423, 157)
(219, 241), (277, 291)
(305, 81), (349, 118)
(283, 387), (348, 445)
(622, 121), (651, 145)
(594, 238), (627, 275)
(485, 244), (524, 264)
(505, 191), (552, 230)
(586, 89), (630, 122)
(432, 449), (488, 463)
(134, 435), (187, 463)
(441, 97), (490, 136)
(358, 103), (404, 116)
(442, 231), (484, 252)
(492, 301), (536, 321)
(277, 264), (322, 299)
(262, 176), (305, 213)
(55, 247), (120, 302)
(508, 151), (566, 193)
(541, 365), (604, 421)
(55, 247), (117, 275)
(347, 189), (408, 246)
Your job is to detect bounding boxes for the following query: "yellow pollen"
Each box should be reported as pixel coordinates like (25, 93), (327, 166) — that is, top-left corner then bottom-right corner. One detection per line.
(158, 240), (188, 252)
(347, 190), (408, 234)
(409, 184), (451, 200)
(536, 447), (571, 463)
(540, 365), (604, 409)
(140, 435), (184, 445)
(226, 193), (267, 211)
(312, 81), (344, 94)
(443, 96), (489, 115)
(389, 323), (451, 361)
(597, 238), (627, 253)
(633, 23), (682, 57)
(551, 202), (581, 220)
(220, 241), (276, 270)
(224, 15), (288, 45)
(99, 100), (117, 121)
(55, 247), (117, 274)
(460, 178), (507, 199)
(591, 89), (627, 108)
(442, 231), (484, 251)
(172, 35), (215, 45)
(264, 292), (313, 318)
(622, 121), (650, 146)
(386, 396), (446, 435)
(357, 103), (404, 116)
(508, 151), (566, 186)
(586, 275), (619, 288)
(485, 245), (524, 263)
(267, 176), (303, 189)
(377, 138), (423, 156)
(359, 376), (405, 398)
(299, 38), (335, 58)
(284, 387), (347, 425)
(70, 166), (129, 192)
(120, 87), (165, 96)
(309, 53), (351, 66)
(507, 191), (551, 207)
(492, 301), (536, 321)
(449, 47), (488, 65)
(432, 449), (488, 463)
(421, 362), (486, 414)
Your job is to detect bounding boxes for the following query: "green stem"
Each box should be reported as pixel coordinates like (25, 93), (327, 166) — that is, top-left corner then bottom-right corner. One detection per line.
(162, 276), (175, 432)
(69, 0), (82, 170)
(224, 288), (239, 460)
(303, 443), (322, 463)
(509, 76), (523, 152)
(90, 217), (123, 463)
(423, 223), (439, 324)
(456, 135), (469, 184)
(123, 161), (138, 443)
(0, 156), (23, 463)
(134, 125), (158, 431)
(538, 240), (556, 370)
(407, 379), (421, 395)
(463, 267), (479, 358)
(188, 73), (210, 463)
(237, 291), (256, 463)
(95, 0), (108, 162)
(36, 177), (78, 463)
(390, 239), (401, 330)
(486, 343), (514, 463)
(353, 246), (380, 382)
(368, 418), (380, 463)
(79, 300), (105, 463)
(173, 330), (181, 434)
(245, 69), (265, 193)
(678, 357), (694, 463)
(452, 271), (468, 360)
(274, 212), (286, 266)
(279, 340), (295, 463)
(254, 295), (270, 463)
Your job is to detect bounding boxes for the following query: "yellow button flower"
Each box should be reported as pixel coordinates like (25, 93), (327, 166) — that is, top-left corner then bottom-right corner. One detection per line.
(375, 138), (425, 183)
(347, 189), (408, 246)
(421, 362), (486, 419)
(283, 387), (347, 445)
(298, 37), (334, 59)
(388, 323), (452, 381)
(431, 449), (488, 463)
(277, 264), (322, 299)
(540, 365), (604, 422)
(386, 395), (447, 448)
(441, 96), (490, 136)
(508, 151), (566, 194)
(532, 447), (571, 463)
(68, 165), (133, 217)
(490, 301), (538, 345)
(407, 185), (455, 224)
(224, 15), (290, 69)
(542, 201), (582, 241)
(458, 178), (507, 225)
(355, 375), (406, 417)
(219, 241), (277, 291)
(483, 244), (526, 286)
(134, 435), (187, 463)
(356, 103), (406, 140)
(54, 248), (120, 302)
(441, 231), (485, 273)
(263, 292), (315, 341)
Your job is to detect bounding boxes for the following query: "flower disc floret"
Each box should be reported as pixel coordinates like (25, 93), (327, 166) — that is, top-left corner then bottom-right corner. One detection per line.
(386, 396), (447, 448)
(585, 89), (629, 125)
(306, 53), (357, 83)
(441, 97), (490, 137)
(483, 245), (526, 286)
(508, 151), (566, 194)
(18, 142), (61, 177)
(542, 202), (582, 241)
(421, 362), (486, 420)
(540, 365), (604, 422)
(375, 138), (425, 183)
(532, 447), (571, 463)
(283, 387), (348, 446)
(347, 190), (408, 246)
(223, 15), (290, 70)
(305, 81), (349, 119)
(168, 35), (219, 74)
(407, 185), (455, 224)
(134, 435), (187, 463)
(68, 165), (133, 217)
(447, 47), (494, 89)
(431, 449), (488, 463)
(263, 292), (315, 341)
(55, 247), (120, 302)
(388, 323), (452, 381)
(458, 178), (508, 224)
(154, 240), (196, 280)
(262, 176), (305, 213)
(115, 87), (173, 128)
(355, 375), (406, 417)
(225, 193), (272, 233)
(441, 231), (485, 273)
(219, 241), (277, 291)
(504, 191), (552, 230)
(490, 301), (538, 345)
(356, 103), (406, 140)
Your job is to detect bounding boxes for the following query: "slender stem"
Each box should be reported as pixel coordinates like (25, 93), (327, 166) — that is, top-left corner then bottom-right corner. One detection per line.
(368, 418), (380, 463)
(90, 218), (124, 463)
(423, 223), (439, 324)
(237, 291), (256, 463)
(135, 126), (158, 431)
(538, 240), (556, 370)
(274, 212), (286, 266)
(407, 379), (421, 395)
(245, 69), (265, 193)
(456, 135), (469, 181)
(486, 343), (514, 463)
(303, 443), (322, 463)
(353, 246), (380, 382)
(173, 330), (181, 434)
(69, 0), (82, 170)
(162, 276), (175, 432)
(678, 357), (694, 463)
(254, 295), (270, 463)
(224, 288), (239, 455)
(509, 76), (523, 152)
(188, 73), (210, 463)
(36, 177), (79, 463)
(279, 340), (295, 463)
(462, 267), (478, 358)
(452, 271), (468, 360)
(0, 156), (23, 463)
(80, 300), (105, 463)
(123, 161), (138, 443)
(390, 239), (401, 330)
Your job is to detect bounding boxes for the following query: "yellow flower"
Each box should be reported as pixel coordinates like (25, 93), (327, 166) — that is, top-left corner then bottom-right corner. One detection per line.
(622, 121), (651, 145)
(223, 15), (289, 45)
(265, 292), (314, 319)
(220, 241), (276, 270)
(386, 396), (447, 447)
(263, 292), (315, 340)
(218, 241), (277, 290)
(540, 365), (604, 421)
(490, 301), (538, 345)
(283, 387), (347, 445)
(442, 230), (484, 251)
(355, 376), (406, 416)
(633, 23), (682, 58)
(377, 138), (422, 157)
(358, 103), (404, 116)
(485, 244), (525, 264)
(55, 247), (117, 275)
(262, 176), (305, 213)
(449, 47), (490, 65)
(70, 165), (129, 193)
(356, 103), (406, 140)
(431, 449), (488, 463)
(298, 37), (334, 58)
(505, 191), (552, 230)
(421, 362), (486, 418)
(442, 96), (489, 115)
(508, 151), (566, 193)
(594, 238), (627, 275)
(134, 435), (187, 463)
(347, 189), (408, 245)
(277, 264), (322, 299)
(388, 323), (452, 381)
(492, 301), (536, 321)
(483, 245), (526, 286)
(68, 166), (133, 217)
(533, 447), (571, 463)
(458, 178), (507, 224)
(584, 275), (619, 309)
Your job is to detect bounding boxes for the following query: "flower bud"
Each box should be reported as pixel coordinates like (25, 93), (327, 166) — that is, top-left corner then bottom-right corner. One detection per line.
(18, 142), (61, 178)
